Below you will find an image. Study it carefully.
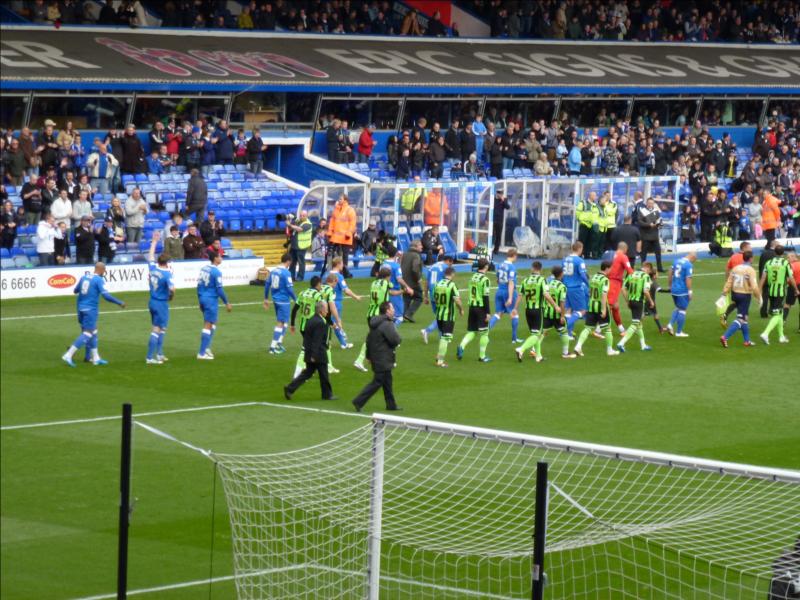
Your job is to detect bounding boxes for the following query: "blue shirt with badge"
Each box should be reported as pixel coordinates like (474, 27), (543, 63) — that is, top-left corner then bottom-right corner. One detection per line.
(670, 258), (693, 296)
(562, 255), (589, 288)
(265, 266), (295, 303)
(149, 263), (174, 302)
(198, 265), (228, 304)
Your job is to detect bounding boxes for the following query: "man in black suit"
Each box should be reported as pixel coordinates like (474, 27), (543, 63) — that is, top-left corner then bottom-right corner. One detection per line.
(284, 301), (336, 401)
(352, 302), (402, 412)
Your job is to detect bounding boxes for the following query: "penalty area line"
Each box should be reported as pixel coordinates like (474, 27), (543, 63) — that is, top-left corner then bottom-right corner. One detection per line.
(2, 400), (369, 431)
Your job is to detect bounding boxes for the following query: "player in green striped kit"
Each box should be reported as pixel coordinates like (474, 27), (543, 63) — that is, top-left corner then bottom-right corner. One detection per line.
(514, 261), (559, 363)
(354, 267), (395, 372)
(456, 258), (492, 362)
(573, 262), (620, 356)
(541, 266), (576, 360)
(321, 273), (345, 373)
(291, 276), (323, 378)
(617, 263), (656, 353)
(759, 245), (799, 344)
(434, 267), (463, 367)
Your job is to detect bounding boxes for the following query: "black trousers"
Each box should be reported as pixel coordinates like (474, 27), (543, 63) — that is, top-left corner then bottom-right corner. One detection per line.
(403, 286), (423, 319)
(286, 360), (333, 399)
(700, 218), (715, 242)
(763, 228), (777, 243)
(492, 221), (503, 254)
(290, 247), (307, 281)
(578, 224), (593, 257)
(640, 239), (663, 271)
(353, 369), (396, 410)
(334, 244), (351, 276)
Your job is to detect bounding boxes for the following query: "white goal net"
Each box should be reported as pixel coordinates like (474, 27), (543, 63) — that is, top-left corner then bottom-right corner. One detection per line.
(212, 414), (800, 600)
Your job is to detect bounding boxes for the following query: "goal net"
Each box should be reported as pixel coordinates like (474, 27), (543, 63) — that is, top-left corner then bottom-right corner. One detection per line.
(211, 414), (800, 600)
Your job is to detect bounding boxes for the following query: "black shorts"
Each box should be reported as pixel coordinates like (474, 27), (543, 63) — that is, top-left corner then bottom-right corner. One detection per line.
(644, 300), (657, 316)
(525, 308), (543, 332)
(542, 316), (565, 331)
(585, 310), (610, 328)
(628, 300), (644, 321)
(768, 294), (785, 313)
(787, 287), (797, 306)
(437, 319), (455, 336)
(468, 307), (489, 332)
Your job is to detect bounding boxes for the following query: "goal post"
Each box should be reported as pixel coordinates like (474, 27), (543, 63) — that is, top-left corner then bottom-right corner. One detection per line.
(211, 413), (800, 600)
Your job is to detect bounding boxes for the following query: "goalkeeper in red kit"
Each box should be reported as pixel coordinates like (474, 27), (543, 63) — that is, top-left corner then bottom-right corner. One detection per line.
(607, 241), (635, 334)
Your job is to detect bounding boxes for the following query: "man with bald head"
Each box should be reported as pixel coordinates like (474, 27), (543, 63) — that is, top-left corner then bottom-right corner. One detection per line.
(62, 262), (126, 368)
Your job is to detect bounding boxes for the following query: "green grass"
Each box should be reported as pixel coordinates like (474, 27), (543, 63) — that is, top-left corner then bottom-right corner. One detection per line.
(1, 257), (798, 599)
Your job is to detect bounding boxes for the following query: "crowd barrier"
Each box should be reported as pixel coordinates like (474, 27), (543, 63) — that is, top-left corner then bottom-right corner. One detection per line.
(0, 258), (264, 300)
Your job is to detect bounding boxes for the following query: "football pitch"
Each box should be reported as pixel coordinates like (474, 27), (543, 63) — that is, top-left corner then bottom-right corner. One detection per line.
(1, 257), (798, 600)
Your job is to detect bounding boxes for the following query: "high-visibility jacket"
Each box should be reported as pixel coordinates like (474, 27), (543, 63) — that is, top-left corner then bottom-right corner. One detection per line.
(401, 188), (423, 213)
(295, 218), (312, 249)
(328, 200), (356, 245)
(761, 193), (781, 231)
(714, 223), (732, 249)
(424, 189), (449, 226)
(576, 199), (600, 229)
(602, 201), (617, 232)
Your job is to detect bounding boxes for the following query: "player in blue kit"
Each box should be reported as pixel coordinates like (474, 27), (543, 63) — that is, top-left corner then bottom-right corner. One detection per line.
(197, 251), (232, 360)
(562, 241), (590, 336)
(330, 256), (362, 349)
(666, 251), (696, 338)
(420, 255), (453, 344)
(62, 262), (126, 367)
(385, 246), (413, 325)
(488, 248), (521, 342)
(146, 232), (175, 365)
(264, 253), (296, 354)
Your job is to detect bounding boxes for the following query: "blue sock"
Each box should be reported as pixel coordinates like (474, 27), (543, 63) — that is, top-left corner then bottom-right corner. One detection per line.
(334, 328), (348, 346)
(566, 313), (581, 335)
(669, 309), (679, 328)
(147, 332), (159, 359)
(157, 332), (165, 355)
(425, 319), (438, 333)
(724, 320), (741, 340)
(71, 333), (88, 350)
(676, 311), (686, 333)
(741, 322), (750, 343)
(511, 316), (519, 340)
(199, 329), (211, 355)
(488, 315), (499, 329)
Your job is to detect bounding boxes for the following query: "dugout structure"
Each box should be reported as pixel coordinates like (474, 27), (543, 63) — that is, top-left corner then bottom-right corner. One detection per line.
(212, 414), (800, 600)
(296, 176), (679, 259)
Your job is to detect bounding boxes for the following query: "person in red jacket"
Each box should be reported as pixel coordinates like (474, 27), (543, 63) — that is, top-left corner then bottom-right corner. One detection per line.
(608, 242), (635, 333)
(358, 124), (377, 163)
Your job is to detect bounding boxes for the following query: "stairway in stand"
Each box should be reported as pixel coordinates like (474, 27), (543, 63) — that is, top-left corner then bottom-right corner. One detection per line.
(232, 235), (288, 265)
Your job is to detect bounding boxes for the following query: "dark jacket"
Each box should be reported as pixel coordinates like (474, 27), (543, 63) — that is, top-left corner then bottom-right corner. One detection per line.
(400, 249), (423, 289)
(119, 132), (144, 174)
(186, 174), (208, 212)
(609, 224), (641, 259)
(302, 314), (329, 364)
(493, 195), (510, 225)
(214, 127), (234, 162)
(637, 206), (662, 241)
(200, 219), (225, 246)
(444, 127), (461, 159)
(182, 234), (206, 259)
(246, 136), (266, 161)
(74, 225), (96, 260)
(365, 314), (401, 372)
(96, 225), (117, 259)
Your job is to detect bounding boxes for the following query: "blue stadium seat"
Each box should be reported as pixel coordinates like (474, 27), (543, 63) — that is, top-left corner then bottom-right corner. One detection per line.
(0, 248), (9, 258)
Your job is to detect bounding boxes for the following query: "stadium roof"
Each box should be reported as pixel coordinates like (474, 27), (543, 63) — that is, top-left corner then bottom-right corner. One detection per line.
(1, 25), (799, 95)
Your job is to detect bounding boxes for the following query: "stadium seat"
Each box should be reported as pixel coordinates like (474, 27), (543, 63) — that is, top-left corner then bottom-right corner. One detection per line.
(0, 248), (9, 258)
(226, 248), (242, 258)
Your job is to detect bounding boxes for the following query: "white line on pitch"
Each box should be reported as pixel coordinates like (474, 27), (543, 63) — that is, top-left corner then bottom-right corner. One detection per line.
(70, 573), (236, 600)
(0, 401), (264, 431)
(1, 401), (368, 431)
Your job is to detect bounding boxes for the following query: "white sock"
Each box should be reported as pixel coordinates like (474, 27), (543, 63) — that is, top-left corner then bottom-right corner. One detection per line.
(65, 346), (78, 359)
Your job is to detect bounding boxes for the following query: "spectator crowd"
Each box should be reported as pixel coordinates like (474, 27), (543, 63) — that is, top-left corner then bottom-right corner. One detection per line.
(0, 113), (268, 265)
(17, 0), (800, 42)
(323, 103), (800, 245)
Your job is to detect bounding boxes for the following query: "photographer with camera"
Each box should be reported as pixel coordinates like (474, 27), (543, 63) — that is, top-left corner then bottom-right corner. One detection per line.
(286, 210), (312, 282)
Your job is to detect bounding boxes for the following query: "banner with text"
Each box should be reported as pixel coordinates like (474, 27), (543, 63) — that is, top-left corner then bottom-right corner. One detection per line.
(1, 26), (798, 93)
(0, 258), (263, 300)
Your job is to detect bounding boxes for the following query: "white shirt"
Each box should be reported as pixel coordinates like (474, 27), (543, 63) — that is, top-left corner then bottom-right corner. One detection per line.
(50, 197), (73, 227)
(36, 221), (56, 253)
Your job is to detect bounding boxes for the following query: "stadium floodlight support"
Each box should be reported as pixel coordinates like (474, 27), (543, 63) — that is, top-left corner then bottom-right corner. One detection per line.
(210, 413), (800, 600)
(117, 403), (133, 600)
